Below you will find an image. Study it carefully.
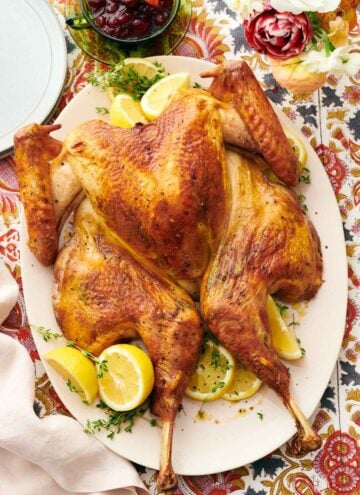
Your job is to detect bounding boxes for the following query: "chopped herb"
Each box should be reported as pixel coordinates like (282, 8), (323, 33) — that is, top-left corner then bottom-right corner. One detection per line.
(296, 338), (306, 356)
(299, 167), (311, 184)
(297, 193), (308, 213)
(96, 106), (109, 115)
(257, 412), (264, 421)
(34, 325), (61, 342)
(84, 399), (150, 437)
(87, 61), (167, 101)
(211, 381), (225, 394)
(150, 419), (157, 427)
(275, 302), (288, 318)
(193, 82), (203, 89)
(66, 379), (80, 394)
(211, 348), (221, 369)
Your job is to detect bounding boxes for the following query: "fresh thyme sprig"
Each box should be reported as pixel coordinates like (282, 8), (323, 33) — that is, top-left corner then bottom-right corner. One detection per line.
(275, 302), (289, 318)
(33, 326), (108, 379)
(84, 399), (150, 438)
(87, 60), (167, 101)
(66, 341), (108, 378)
(33, 325), (61, 342)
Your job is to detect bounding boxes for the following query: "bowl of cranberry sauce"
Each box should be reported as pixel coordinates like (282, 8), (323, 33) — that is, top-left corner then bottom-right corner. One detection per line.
(82, 0), (179, 43)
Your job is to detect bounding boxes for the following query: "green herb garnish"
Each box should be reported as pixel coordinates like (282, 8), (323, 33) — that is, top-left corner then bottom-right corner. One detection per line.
(66, 341), (108, 378)
(34, 325), (61, 342)
(66, 378), (80, 394)
(299, 167), (311, 184)
(275, 302), (288, 318)
(296, 338), (306, 356)
(87, 61), (167, 101)
(297, 193), (308, 213)
(96, 106), (109, 115)
(211, 381), (225, 394)
(84, 399), (150, 438)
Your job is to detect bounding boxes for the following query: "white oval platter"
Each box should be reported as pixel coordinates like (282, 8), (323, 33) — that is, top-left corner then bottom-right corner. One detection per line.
(20, 56), (347, 475)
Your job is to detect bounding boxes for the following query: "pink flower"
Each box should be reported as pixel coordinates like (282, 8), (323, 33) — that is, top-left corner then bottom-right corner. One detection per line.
(244, 8), (313, 60)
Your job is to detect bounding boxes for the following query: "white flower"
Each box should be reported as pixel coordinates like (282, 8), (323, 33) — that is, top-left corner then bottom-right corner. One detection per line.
(270, 0), (340, 14)
(300, 46), (360, 77)
(224, 0), (264, 19)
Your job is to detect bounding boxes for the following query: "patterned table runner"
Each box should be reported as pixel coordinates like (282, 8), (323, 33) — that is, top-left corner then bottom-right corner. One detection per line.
(0, 1), (359, 493)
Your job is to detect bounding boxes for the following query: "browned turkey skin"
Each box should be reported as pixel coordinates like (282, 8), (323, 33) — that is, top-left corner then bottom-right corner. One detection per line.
(13, 61), (322, 492)
(201, 151), (322, 453)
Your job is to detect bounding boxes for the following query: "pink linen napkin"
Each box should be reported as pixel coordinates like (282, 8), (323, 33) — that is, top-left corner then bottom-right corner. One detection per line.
(0, 261), (149, 495)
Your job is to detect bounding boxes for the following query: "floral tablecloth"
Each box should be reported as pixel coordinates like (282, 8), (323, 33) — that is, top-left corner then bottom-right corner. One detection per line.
(0, 1), (359, 494)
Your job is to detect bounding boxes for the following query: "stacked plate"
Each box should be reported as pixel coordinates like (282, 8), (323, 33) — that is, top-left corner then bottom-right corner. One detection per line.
(0, 0), (67, 158)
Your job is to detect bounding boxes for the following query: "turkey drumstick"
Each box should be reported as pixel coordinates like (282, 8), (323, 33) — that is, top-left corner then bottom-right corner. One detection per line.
(201, 151), (322, 453)
(53, 199), (204, 491)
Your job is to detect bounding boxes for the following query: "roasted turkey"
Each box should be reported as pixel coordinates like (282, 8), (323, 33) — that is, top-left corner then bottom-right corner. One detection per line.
(14, 60), (322, 492)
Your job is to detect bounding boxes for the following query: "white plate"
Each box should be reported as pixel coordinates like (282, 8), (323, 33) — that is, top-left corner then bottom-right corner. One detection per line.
(0, 0), (67, 157)
(20, 56), (347, 475)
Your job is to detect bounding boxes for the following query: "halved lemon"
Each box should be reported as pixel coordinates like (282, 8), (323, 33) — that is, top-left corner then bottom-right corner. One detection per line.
(97, 344), (154, 411)
(267, 296), (303, 360)
(185, 339), (235, 401)
(284, 128), (308, 172)
(140, 72), (191, 121)
(109, 94), (148, 128)
(106, 58), (167, 101)
(43, 346), (98, 404)
(222, 363), (262, 401)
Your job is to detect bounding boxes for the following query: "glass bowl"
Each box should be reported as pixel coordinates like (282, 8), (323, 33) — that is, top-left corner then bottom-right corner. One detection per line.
(66, 0), (180, 46)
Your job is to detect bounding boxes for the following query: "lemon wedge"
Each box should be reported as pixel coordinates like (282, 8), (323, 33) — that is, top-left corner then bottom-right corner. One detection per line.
(267, 296), (303, 360)
(222, 363), (262, 401)
(284, 128), (308, 173)
(43, 346), (98, 404)
(97, 344), (154, 412)
(185, 339), (235, 401)
(109, 94), (148, 128)
(140, 72), (191, 121)
(106, 58), (167, 101)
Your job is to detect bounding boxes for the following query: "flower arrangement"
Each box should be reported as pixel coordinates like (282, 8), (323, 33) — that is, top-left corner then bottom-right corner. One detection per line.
(226, 0), (360, 93)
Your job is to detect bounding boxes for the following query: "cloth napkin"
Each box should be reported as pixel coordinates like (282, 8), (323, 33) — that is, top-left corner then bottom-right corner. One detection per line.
(0, 261), (150, 495)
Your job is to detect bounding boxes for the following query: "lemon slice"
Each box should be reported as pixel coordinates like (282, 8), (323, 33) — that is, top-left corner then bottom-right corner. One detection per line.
(97, 344), (154, 411)
(140, 72), (191, 121)
(222, 363), (262, 401)
(284, 128), (307, 172)
(106, 58), (167, 101)
(267, 296), (303, 360)
(43, 346), (98, 404)
(109, 94), (148, 128)
(185, 339), (235, 401)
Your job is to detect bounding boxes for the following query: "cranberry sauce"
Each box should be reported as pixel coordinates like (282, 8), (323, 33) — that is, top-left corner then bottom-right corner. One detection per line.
(88, 0), (173, 40)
